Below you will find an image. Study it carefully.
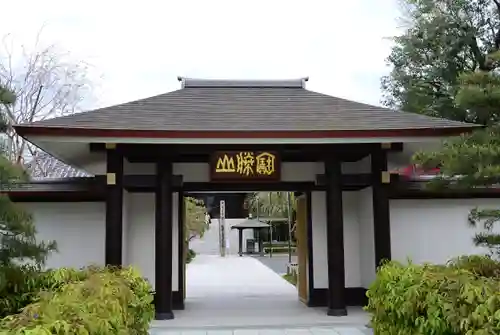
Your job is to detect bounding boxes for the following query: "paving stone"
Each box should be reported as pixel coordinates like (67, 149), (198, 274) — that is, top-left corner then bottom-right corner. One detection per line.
(284, 328), (313, 334)
(149, 331), (182, 335)
(179, 331), (210, 335)
(334, 328), (367, 335)
(309, 327), (340, 334)
(234, 330), (261, 335)
(258, 329), (289, 335)
(207, 331), (234, 335)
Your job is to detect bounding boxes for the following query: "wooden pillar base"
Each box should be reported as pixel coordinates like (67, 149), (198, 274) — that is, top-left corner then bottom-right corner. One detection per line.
(155, 311), (175, 320)
(327, 308), (348, 317)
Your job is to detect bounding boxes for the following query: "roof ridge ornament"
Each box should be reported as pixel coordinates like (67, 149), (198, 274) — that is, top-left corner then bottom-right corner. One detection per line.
(177, 77), (309, 89)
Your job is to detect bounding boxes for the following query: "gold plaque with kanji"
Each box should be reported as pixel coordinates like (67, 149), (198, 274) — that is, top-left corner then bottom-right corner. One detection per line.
(211, 151), (281, 182)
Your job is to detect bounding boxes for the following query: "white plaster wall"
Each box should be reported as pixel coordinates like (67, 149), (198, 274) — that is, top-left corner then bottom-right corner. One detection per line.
(311, 193), (500, 290)
(343, 192), (361, 287)
(390, 199), (500, 264)
(23, 202), (106, 269)
(189, 218), (254, 255)
(357, 188), (376, 288)
(311, 191), (361, 288)
(126, 193), (179, 291)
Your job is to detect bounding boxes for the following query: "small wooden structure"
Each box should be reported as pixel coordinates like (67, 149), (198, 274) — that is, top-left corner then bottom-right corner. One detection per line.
(231, 218), (270, 256)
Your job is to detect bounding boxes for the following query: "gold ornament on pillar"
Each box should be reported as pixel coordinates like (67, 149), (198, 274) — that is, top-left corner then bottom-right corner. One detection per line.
(106, 173), (116, 185)
(381, 142), (392, 150)
(381, 171), (391, 184)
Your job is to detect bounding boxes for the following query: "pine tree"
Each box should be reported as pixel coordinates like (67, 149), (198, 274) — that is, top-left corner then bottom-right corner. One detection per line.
(383, 0), (500, 257)
(412, 48), (500, 258)
(0, 85), (56, 266)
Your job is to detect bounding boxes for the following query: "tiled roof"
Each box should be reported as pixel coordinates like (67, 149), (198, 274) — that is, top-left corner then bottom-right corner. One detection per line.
(15, 78), (476, 132)
(25, 151), (92, 179)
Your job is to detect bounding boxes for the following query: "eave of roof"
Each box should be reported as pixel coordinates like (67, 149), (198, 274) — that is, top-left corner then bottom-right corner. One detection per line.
(13, 78), (481, 139)
(14, 126), (481, 139)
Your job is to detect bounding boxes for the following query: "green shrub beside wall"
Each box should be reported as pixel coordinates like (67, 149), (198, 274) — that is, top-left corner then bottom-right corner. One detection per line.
(0, 265), (114, 318)
(262, 241), (295, 248)
(365, 257), (500, 334)
(186, 248), (196, 264)
(0, 266), (154, 334)
(0, 264), (45, 318)
(264, 247), (296, 254)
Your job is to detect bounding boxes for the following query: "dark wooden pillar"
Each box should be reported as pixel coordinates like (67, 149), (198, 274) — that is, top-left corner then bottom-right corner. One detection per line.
(177, 190), (185, 309)
(155, 160), (174, 320)
(105, 144), (123, 266)
(372, 146), (392, 267)
(324, 158), (347, 316)
(238, 229), (243, 256)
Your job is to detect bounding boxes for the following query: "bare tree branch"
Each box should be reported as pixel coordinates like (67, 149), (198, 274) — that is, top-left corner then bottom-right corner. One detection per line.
(0, 31), (95, 177)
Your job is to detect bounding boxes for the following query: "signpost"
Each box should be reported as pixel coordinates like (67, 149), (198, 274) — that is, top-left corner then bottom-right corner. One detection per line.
(219, 200), (226, 257)
(211, 151), (281, 182)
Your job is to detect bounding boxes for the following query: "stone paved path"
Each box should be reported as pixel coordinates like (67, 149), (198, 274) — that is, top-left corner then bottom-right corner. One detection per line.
(151, 255), (371, 334)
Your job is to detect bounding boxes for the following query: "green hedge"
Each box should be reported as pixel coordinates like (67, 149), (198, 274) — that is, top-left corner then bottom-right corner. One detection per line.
(365, 256), (500, 334)
(282, 272), (297, 286)
(262, 241), (295, 248)
(264, 246), (296, 254)
(0, 266), (154, 334)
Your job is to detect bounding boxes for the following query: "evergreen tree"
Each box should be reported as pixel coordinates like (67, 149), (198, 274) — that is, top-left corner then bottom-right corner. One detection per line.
(384, 0), (500, 256)
(0, 85), (56, 266)
(382, 0), (499, 124)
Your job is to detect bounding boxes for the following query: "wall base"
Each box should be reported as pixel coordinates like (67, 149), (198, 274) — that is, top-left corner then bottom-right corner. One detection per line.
(308, 288), (367, 307)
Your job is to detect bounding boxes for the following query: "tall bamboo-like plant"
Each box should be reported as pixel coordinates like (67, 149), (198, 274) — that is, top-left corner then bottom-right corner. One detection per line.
(246, 192), (295, 218)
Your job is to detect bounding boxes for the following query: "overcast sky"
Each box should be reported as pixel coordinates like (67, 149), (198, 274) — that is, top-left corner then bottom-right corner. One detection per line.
(1, 0), (401, 110)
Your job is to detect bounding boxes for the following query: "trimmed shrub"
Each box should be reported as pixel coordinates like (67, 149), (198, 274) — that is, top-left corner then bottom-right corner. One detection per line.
(263, 241), (295, 248)
(0, 264), (100, 318)
(282, 272), (297, 286)
(365, 258), (500, 334)
(264, 246), (296, 254)
(0, 264), (44, 318)
(447, 255), (500, 278)
(186, 248), (196, 264)
(0, 266), (154, 334)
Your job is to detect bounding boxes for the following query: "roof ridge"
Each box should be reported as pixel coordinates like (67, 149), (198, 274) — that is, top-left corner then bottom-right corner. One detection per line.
(179, 77), (309, 88)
